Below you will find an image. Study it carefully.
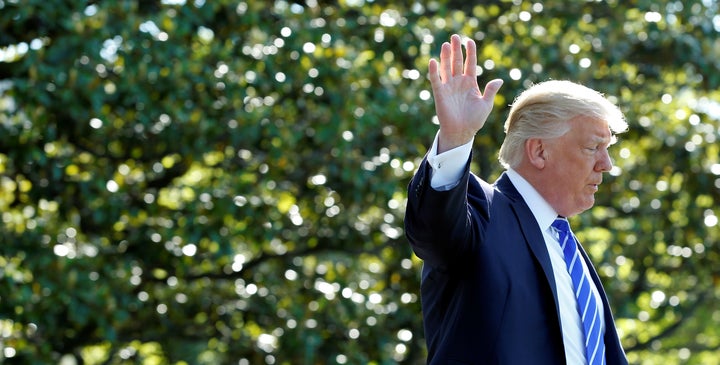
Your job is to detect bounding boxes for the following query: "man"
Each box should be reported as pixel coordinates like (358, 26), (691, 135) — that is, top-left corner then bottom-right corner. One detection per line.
(404, 34), (629, 364)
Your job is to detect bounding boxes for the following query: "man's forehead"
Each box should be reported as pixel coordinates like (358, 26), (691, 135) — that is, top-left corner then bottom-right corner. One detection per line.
(570, 117), (615, 143)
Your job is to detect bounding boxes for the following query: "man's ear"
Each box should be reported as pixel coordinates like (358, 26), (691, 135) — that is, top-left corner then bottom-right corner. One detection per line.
(525, 138), (546, 169)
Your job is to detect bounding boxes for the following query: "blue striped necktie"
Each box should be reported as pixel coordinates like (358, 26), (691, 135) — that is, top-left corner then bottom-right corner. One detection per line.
(552, 218), (606, 365)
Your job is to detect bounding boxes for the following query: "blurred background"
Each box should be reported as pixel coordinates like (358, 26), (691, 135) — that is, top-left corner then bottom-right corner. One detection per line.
(1, 0), (719, 364)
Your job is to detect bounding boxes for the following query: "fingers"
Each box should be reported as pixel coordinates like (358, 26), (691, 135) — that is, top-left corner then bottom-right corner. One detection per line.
(430, 35), (489, 85)
(439, 42), (451, 83)
(441, 35), (476, 79)
(450, 34), (463, 77)
(482, 79), (504, 100)
(464, 38), (477, 78)
(428, 58), (440, 91)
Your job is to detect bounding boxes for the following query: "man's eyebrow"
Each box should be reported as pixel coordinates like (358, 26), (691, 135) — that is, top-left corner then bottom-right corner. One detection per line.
(590, 134), (610, 142)
(589, 134), (616, 145)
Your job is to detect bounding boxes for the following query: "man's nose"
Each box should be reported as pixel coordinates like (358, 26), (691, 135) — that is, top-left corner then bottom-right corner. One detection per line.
(596, 149), (613, 172)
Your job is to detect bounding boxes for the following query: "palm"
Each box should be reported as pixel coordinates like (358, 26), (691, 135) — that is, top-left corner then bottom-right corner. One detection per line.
(429, 35), (503, 153)
(434, 76), (494, 132)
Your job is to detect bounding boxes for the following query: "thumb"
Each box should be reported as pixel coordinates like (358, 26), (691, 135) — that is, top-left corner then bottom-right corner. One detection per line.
(482, 79), (504, 100)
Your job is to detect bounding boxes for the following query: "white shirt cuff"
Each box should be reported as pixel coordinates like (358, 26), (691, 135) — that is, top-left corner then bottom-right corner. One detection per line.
(427, 133), (473, 190)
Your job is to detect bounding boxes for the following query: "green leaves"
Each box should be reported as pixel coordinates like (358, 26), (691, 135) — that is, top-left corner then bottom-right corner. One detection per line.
(1, 0), (719, 364)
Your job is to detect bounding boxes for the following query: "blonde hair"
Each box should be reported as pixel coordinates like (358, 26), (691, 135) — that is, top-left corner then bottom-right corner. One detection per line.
(498, 80), (628, 168)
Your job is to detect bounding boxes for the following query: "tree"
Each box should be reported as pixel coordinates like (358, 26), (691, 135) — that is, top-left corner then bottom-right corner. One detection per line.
(0, 0), (718, 364)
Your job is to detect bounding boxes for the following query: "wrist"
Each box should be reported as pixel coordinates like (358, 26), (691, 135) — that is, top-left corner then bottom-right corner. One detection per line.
(437, 130), (475, 154)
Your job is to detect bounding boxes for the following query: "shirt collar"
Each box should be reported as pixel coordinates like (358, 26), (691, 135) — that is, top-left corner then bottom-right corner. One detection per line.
(505, 168), (558, 232)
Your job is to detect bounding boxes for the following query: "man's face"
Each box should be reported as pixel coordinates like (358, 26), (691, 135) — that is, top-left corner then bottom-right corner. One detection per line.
(542, 117), (615, 217)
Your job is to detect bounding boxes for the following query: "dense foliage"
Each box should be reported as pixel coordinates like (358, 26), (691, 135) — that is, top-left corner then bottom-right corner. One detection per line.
(1, 0), (719, 364)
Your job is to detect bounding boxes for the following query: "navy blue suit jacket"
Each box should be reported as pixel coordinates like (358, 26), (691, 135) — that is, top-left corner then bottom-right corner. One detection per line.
(404, 158), (627, 365)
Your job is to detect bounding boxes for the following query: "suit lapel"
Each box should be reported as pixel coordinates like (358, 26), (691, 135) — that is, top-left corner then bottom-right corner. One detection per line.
(495, 174), (560, 312)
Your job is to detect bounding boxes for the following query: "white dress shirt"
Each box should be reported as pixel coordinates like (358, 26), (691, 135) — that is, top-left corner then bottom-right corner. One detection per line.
(426, 133), (604, 364)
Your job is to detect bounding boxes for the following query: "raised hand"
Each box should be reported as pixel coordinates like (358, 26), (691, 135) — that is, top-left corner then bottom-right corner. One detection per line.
(428, 34), (503, 153)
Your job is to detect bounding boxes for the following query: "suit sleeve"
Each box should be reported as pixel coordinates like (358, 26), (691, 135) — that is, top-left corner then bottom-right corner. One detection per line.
(404, 154), (491, 269)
